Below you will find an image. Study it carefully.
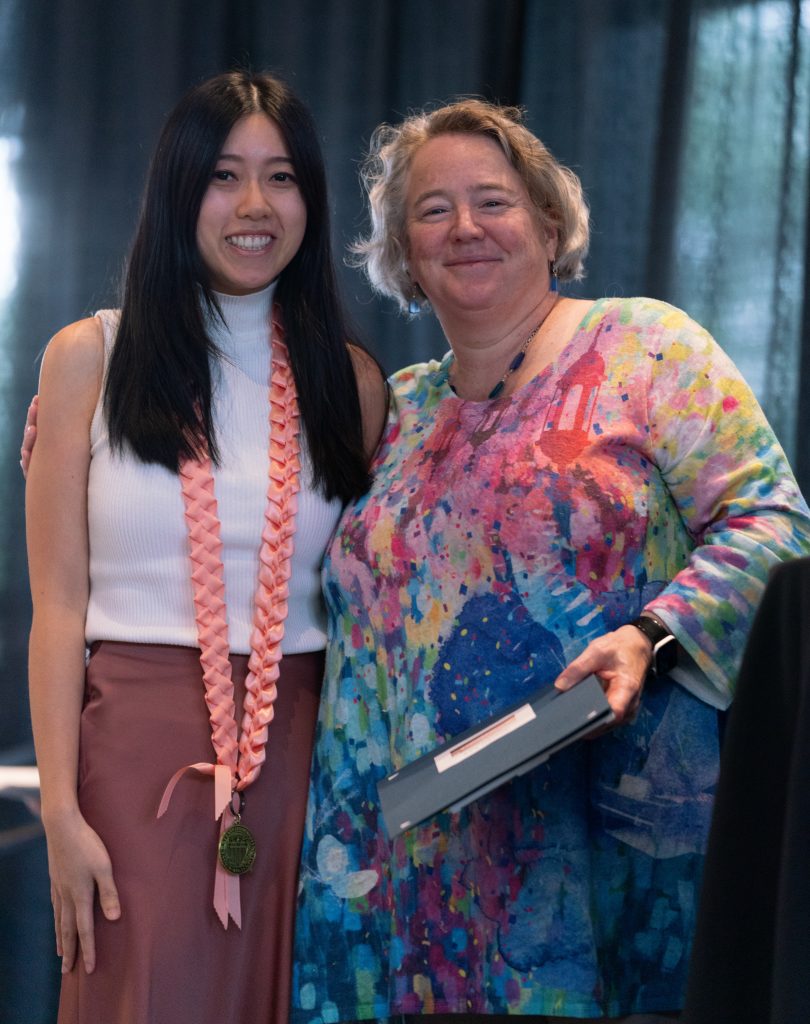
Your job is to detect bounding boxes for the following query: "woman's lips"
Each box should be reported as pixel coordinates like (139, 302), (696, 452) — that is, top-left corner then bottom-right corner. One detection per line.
(445, 256), (498, 266)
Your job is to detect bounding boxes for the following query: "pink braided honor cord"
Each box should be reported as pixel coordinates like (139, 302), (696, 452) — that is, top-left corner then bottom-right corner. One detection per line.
(237, 329), (300, 787)
(168, 321), (300, 927)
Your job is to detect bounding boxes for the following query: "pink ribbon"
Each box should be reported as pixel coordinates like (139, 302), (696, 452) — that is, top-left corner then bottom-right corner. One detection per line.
(157, 762), (242, 928)
(157, 320), (298, 931)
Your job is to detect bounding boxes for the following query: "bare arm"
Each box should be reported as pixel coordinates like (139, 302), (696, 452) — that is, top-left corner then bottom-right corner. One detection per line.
(26, 317), (120, 974)
(349, 344), (388, 463)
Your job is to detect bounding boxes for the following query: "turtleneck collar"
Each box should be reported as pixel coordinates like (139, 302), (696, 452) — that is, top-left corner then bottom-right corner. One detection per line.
(211, 281), (277, 341)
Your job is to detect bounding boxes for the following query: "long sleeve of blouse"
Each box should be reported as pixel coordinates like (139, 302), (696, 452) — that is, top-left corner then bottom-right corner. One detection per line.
(636, 303), (810, 708)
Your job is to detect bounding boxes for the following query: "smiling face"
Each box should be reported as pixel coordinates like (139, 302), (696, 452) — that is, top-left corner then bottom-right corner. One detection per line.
(404, 132), (557, 324)
(196, 112), (307, 295)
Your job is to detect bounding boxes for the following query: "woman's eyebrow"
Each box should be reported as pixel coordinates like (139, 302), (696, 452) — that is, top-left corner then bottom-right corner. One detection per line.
(412, 182), (517, 205)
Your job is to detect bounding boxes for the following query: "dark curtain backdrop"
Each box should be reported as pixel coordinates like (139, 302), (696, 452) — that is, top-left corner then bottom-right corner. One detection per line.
(1, 1), (808, 1020)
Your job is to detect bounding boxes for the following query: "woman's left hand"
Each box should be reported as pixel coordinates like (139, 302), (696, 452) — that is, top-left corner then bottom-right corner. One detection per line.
(554, 624), (653, 726)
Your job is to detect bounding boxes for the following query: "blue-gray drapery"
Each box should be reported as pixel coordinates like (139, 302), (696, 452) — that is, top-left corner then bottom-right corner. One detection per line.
(1, 2), (808, 1021)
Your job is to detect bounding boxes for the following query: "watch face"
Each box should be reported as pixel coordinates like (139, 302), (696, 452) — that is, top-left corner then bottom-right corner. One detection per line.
(653, 634), (678, 676)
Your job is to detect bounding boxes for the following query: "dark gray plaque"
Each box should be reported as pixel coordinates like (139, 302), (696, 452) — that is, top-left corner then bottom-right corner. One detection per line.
(377, 675), (613, 838)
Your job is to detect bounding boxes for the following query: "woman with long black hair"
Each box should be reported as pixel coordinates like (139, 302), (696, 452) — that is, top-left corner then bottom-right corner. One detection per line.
(24, 70), (385, 1024)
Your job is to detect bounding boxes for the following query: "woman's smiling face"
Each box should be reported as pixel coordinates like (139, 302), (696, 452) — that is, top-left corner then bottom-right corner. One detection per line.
(404, 132), (556, 321)
(196, 112), (307, 295)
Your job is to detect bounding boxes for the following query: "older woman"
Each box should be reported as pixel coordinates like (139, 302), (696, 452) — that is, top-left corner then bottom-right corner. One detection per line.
(290, 101), (810, 1022)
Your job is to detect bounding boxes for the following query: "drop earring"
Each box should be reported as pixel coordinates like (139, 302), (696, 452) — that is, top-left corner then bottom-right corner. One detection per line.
(408, 288), (421, 316)
(550, 261), (559, 293)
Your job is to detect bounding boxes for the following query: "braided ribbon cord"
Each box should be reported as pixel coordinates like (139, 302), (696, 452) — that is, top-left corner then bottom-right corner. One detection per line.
(157, 320), (300, 929)
(237, 329), (300, 788)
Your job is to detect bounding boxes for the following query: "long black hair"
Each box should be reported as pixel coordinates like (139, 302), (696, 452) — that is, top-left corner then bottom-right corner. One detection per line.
(105, 70), (371, 502)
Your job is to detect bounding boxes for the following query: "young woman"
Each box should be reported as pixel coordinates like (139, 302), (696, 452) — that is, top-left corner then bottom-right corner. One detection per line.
(25, 70), (385, 1024)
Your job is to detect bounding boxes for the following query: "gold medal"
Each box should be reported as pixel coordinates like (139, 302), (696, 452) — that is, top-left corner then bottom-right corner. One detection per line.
(218, 821), (256, 875)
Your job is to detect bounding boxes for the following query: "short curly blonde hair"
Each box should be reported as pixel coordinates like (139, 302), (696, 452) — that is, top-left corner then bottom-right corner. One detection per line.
(351, 99), (590, 313)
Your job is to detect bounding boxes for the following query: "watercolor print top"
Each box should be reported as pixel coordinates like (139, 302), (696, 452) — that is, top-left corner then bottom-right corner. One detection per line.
(291, 297), (810, 1021)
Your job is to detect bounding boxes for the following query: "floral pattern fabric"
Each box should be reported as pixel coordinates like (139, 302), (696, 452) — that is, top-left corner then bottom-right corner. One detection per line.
(292, 298), (810, 1021)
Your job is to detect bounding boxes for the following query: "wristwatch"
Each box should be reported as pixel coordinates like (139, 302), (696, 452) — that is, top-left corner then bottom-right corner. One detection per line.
(630, 613), (678, 677)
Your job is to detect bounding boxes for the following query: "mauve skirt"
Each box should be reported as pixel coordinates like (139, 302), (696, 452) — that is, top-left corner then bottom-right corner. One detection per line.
(58, 640), (324, 1024)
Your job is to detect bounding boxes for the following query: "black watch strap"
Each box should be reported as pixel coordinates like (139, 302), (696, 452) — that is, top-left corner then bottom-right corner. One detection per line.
(630, 614), (678, 676)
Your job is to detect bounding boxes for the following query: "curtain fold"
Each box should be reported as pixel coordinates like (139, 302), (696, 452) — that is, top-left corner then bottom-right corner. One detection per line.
(669, 0), (809, 455)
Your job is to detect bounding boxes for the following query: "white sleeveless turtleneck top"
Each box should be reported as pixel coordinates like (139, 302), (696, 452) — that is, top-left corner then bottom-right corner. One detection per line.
(85, 283), (343, 654)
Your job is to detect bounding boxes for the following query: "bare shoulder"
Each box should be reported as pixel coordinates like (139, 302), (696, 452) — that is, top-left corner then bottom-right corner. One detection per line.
(43, 317), (104, 378)
(348, 343), (385, 388)
(39, 317), (104, 417)
(348, 343), (388, 461)
(35, 317), (105, 451)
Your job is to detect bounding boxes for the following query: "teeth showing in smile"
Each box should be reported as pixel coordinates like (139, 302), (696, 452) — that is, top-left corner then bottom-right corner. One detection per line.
(227, 235), (273, 251)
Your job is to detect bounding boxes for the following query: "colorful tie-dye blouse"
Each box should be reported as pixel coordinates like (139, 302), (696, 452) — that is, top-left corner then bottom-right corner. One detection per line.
(292, 298), (810, 1021)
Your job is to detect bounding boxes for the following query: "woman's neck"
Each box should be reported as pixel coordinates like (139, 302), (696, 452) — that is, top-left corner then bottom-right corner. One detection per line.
(442, 288), (559, 401)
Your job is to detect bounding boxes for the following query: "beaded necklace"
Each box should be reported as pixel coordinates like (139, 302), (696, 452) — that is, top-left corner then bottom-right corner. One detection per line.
(448, 290), (559, 400)
(158, 314), (300, 929)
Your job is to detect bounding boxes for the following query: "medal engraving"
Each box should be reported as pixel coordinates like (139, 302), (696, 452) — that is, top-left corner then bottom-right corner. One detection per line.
(218, 823), (256, 875)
